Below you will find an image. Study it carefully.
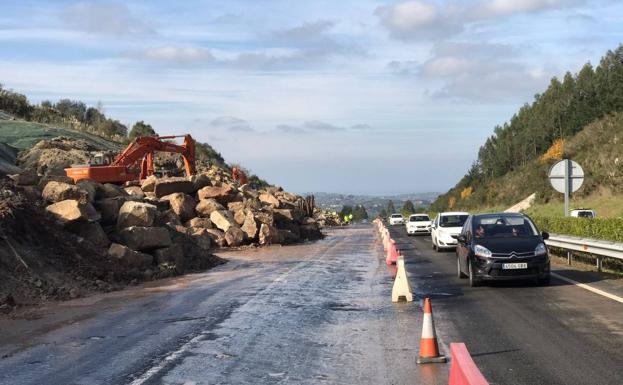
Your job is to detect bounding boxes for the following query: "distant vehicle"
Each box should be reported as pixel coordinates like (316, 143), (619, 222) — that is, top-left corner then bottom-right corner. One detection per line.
(570, 209), (596, 218)
(431, 212), (469, 251)
(388, 213), (404, 225)
(406, 214), (432, 235)
(455, 213), (550, 287)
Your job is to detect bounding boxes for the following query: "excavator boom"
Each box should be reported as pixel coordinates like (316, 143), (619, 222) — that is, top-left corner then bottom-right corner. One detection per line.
(65, 134), (196, 183)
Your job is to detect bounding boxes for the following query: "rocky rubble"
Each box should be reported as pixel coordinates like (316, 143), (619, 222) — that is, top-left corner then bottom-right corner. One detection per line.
(1, 137), (338, 311)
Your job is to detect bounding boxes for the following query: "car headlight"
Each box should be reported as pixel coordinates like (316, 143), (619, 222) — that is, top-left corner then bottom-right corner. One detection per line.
(535, 243), (547, 256)
(474, 244), (492, 258)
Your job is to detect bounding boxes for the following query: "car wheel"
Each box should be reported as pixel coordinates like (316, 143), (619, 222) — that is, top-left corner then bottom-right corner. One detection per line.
(457, 257), (467, 279)
(431, 238), (437, 250)
(468, 261), (480, 287)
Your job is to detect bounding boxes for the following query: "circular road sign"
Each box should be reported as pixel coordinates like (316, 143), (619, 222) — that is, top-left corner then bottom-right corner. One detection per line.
(548, 159), (584, 193)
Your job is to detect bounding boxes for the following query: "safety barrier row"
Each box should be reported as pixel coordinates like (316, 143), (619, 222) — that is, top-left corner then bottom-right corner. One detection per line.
(372, 219), (490, 385)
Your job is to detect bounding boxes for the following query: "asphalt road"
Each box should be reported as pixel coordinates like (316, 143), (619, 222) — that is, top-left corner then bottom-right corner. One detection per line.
(0, 226), (446, 385)
(391, 225), (623, 385)
(1, 224), (622, 385)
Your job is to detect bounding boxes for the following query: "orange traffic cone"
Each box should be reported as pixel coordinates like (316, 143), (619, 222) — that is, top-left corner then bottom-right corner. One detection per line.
(417, 297), (446, 364)
(386, 240), (398, 265)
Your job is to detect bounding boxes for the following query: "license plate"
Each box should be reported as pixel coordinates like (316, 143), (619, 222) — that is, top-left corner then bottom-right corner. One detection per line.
(502, 263), (527, 270)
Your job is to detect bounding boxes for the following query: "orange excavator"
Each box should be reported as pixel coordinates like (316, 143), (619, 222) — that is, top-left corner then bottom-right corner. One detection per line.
(65, 134), (196, 183)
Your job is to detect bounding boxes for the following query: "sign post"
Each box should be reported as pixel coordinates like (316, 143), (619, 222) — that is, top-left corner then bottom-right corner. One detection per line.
(548, 159), (584, 217)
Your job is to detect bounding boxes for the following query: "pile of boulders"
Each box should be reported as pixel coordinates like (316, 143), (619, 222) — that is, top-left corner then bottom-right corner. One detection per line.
(10, 168), (324, 277)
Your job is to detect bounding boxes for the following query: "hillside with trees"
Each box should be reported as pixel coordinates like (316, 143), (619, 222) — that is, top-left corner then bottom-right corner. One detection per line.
(431, 45), (623, 216)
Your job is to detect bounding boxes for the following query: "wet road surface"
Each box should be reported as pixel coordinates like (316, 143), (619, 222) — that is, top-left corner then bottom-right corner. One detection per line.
(0, 226), (446, 385)
(2, 224), (622, 385)
(391, 225), (623, 385)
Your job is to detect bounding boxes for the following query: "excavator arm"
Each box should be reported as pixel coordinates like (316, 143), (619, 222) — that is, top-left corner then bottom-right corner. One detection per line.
(65, 134), (196, 183)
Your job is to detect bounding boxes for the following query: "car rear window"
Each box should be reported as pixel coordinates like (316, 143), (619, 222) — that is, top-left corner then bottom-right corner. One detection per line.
(439, 215), (468, 227)
(473, 215), (538, 238)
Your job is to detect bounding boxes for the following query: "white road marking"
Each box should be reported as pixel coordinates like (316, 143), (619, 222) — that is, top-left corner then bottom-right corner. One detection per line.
(551, 272), (623, 304)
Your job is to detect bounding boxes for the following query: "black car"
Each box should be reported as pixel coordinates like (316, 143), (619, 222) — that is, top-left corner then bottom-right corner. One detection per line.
(455, 213), (550, 287)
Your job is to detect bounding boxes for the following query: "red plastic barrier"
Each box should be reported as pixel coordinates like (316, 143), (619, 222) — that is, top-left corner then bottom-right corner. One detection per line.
(448, 343), (489, 385)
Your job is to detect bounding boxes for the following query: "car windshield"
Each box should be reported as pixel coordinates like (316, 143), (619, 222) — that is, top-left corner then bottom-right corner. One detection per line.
(391, 214), (402, 218)
(410, 215), (430, 222)
(473, 215), (539, 238)
(577, 211), (593, 218)
(439, 215), (468, 227)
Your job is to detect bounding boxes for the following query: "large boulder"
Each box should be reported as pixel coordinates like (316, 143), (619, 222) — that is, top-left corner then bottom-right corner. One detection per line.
(273, 209), (295, 222)
(97, 183), (127, 199)
(190, 228), (212, 251)
(46, 200), (101, 224)
(95, 197), (127, 225)
(124, 185), (145, 198)
(206, 228), (226, 247)
(120, 226), (172, 251)
(225, 226), (246, 247)
(153, 244), (184, 264)
(259, 193), (280, 208)
(192, 173), (212, 191)
(76, 179), (101, 203)
(42, 181), (89, 203)
(254, 209), (274, 226)
(278, 229), (300, 244)
(153, 177), (195, 198)
(241, 211), (259, 240)
(233, 209), (246, 225)
(154, 209), (182, 227)
(227, 201), (245, 212)
(259, 223), (281, 245)
(71, 222), (110, 248)
(140, 175), (158, 192)
(37, 174), (74, 190)
(108, 243), (153, 269)
(197, 185), (235, 204)
(117, 201), (157, 229)
(196, 199), (225, 217)
(300, 222), (322, 240)
(164, 193), (196, 222)
(210, 210), (237, 232)
(187, 217), (213, 229)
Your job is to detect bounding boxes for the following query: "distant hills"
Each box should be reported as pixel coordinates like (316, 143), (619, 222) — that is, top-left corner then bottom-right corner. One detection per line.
(310, 192), (439, 217)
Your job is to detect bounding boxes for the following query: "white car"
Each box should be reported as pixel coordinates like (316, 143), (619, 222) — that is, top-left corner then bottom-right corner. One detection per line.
(406, 214), (432, 235)
(570, 209), (596, 218)
(388, 213), (404, 225)
(431, 212), (469, 251)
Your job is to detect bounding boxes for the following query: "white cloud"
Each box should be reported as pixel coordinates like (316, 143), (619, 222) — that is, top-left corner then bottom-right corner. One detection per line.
(417, 42), (550, 101)
(274, 20), (335, 42)
(481, 0), (581, 17)
(60, 2), (154, 36)
(129, 46), (214, 63)
(376, 1), (462, 41)
(376, 0), (585, 41)
(210, 116), (254, 132)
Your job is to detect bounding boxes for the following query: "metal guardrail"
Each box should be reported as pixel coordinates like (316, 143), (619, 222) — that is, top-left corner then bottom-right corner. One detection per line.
(545, 234), (623, 271)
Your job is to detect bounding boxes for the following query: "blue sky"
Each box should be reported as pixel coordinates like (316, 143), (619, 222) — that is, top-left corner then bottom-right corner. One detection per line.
(1, 0), (621, 194)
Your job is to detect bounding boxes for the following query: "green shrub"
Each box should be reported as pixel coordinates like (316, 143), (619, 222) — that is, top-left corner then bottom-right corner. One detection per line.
(531, 216), (623, 242)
